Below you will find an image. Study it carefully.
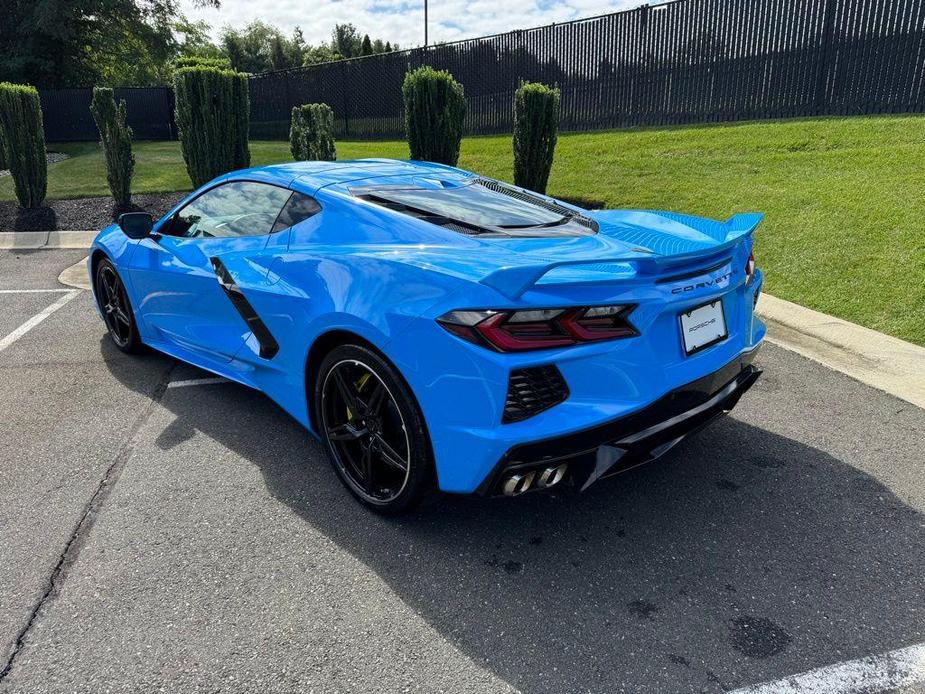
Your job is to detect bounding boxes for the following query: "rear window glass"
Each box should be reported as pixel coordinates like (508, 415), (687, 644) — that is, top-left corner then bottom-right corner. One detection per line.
(356, 179), (597, 236)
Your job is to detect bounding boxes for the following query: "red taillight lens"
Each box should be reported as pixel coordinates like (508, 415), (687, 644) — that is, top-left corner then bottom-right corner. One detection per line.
(437, 306), (637, 352)
(745, 248), (756, 285)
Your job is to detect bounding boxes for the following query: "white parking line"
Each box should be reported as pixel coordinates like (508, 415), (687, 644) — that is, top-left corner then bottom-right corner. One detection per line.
(166, 377), (230, 389)
(728, 642), (925, 694)
(0, 288), (74, 294)
(0, 290), (80, 353)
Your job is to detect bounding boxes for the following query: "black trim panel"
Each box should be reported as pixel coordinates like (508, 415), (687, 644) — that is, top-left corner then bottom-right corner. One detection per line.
(209, 257), (280, 359)
(477, 346), (762, 495)
(655, 256), (731, 284)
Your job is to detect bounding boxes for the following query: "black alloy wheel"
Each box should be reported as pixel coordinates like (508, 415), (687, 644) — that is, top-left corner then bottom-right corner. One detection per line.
(316, 344), (434, 513)
(95, 258), (141, 353)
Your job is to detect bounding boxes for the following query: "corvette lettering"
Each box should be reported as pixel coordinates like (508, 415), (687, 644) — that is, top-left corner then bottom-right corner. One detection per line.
(671, 270), (734, 294)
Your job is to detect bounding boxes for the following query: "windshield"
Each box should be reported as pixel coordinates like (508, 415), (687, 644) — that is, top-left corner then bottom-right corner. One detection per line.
(356, 179), (597, 236)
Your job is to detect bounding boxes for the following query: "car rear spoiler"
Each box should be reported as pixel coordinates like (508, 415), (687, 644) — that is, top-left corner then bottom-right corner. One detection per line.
(480, 213), (762, 300)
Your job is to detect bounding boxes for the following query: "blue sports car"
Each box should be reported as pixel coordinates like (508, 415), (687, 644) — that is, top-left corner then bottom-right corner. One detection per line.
(90, 159), (764, 513)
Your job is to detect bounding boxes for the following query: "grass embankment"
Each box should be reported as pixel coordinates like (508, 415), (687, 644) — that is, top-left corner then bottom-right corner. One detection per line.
(2, 115), (922, 344)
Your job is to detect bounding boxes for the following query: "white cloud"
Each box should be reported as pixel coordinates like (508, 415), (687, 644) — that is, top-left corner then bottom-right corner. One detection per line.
(179, 0), (645, 49)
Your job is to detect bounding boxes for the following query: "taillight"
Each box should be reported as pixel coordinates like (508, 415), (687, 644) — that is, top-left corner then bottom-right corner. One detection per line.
(437, 305), (637, 352)
(745, 247), (756, 285)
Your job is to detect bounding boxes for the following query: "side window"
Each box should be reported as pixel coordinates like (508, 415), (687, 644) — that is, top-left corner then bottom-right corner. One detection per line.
(165, 181), (292, 239)
(271, 191), (321, 233)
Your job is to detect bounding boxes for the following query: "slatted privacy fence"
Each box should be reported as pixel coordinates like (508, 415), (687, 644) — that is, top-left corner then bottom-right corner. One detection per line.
(36, 0), (925, 142)
(38, 87), (175, 142)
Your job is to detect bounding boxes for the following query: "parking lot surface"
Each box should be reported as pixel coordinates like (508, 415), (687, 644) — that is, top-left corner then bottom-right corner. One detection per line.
(0, 250), (923, 693)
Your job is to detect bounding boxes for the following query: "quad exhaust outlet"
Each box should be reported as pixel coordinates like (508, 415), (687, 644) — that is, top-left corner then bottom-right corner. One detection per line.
(501, 464), (568, 496)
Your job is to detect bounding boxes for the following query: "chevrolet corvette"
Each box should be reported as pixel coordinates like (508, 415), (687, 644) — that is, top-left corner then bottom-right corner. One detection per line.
(90, 159), (764, 513)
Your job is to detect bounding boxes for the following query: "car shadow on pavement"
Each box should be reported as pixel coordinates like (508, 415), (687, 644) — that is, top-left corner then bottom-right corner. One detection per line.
(104, 341), (925, 694)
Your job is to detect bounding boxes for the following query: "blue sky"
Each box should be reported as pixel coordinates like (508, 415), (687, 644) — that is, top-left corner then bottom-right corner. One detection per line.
(180, 0), (645, 48)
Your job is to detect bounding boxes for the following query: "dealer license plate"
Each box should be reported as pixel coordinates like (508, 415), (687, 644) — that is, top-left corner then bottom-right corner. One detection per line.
(679, 299), (727, 355)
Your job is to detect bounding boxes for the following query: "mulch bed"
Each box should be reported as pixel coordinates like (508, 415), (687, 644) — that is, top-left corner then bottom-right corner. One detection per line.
(0, 192), (186, 232)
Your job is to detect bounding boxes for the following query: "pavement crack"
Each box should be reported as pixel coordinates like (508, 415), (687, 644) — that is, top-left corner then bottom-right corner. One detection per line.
(0, 362), (176, 683)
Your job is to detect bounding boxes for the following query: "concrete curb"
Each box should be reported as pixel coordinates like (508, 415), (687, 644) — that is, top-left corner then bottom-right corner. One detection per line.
(756, 294), (925, 410)
(0, 231), (96, 249)
(58, 256), (92, 290)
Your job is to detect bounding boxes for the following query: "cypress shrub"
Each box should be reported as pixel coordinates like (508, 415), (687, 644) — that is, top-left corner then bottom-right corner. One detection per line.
(289, 103), (336, 161)
(401, 66), (466, 166)
(0, 130), (7, 171)
(90, 87), (135, 208)
(174, 56), (232, 70)
(513, 81), (560, 194)
(174, 66), (250, 188)
(0, 82), (47, 208)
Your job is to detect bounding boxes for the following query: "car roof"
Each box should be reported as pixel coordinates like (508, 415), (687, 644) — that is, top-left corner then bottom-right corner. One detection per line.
(222, 158), (473, 195)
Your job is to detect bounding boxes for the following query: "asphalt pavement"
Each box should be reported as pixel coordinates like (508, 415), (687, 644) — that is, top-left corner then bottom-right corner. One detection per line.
(0, 250), (923, 693)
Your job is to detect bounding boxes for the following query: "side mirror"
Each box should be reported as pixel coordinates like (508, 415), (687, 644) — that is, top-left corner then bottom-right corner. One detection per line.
(118, 212), (154, 239)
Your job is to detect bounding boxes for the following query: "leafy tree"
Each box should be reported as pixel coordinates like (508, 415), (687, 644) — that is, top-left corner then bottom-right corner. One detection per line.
(0, 0), (219, 88)
(174, 17), (222, 60)
(332, 23), (361, 59)
(222, 21), (304, 73)
(303, 45), (343, 66)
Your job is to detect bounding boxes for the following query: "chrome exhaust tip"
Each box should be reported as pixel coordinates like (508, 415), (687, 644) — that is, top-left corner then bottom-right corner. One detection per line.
(501, 470), (536, 496)
(537, 463), (567, 489)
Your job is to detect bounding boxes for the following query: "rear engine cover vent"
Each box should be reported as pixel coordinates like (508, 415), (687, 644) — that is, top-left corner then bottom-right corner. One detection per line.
(503, 365), (569, 423)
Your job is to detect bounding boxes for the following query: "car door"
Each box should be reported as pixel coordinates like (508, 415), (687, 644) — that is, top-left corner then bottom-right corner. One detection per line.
(128, 180), (293, 363)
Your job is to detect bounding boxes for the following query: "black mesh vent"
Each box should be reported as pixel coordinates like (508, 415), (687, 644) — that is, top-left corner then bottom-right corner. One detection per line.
(503, 365), (569, 423)
(474, 178), (599, 231)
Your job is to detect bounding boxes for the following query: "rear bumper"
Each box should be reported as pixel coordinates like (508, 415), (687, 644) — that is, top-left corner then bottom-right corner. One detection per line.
(477, 346), (761, 495)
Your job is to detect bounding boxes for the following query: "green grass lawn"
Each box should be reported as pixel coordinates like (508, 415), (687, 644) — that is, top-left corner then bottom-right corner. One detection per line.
(3, 115), (923, 345)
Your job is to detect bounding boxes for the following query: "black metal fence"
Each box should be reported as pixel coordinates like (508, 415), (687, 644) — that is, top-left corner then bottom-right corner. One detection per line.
(39, 87), (175, 142)
(40, 0), (925, 142)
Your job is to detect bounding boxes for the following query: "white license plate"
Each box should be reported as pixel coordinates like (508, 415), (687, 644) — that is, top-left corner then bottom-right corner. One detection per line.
(679, 299), (727, 355)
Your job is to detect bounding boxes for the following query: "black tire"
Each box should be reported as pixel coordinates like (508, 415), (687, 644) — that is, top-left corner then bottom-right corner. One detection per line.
(95, 258), (142, 354)
(315, 344), (435, 514)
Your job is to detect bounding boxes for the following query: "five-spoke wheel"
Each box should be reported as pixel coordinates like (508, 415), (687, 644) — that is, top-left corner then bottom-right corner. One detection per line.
(95, 258), (140, 353)
(316, 345), (434, 513)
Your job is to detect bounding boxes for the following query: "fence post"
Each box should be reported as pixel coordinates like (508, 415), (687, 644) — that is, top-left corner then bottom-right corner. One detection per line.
(814, 0), (838, 114)
(341, 61), (350, 139)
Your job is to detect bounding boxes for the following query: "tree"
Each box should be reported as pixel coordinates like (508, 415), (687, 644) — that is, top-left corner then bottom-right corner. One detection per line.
(0, 0), (220, 88)
(221, 20), (304, 73)
(332, 23), (361, 59)
(385, 42), (392, 53)
(360, 34), (373, 57)
(303, 45), (343, 66)
(174, 17), (222, 60)
(271, 36), (287, 70)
